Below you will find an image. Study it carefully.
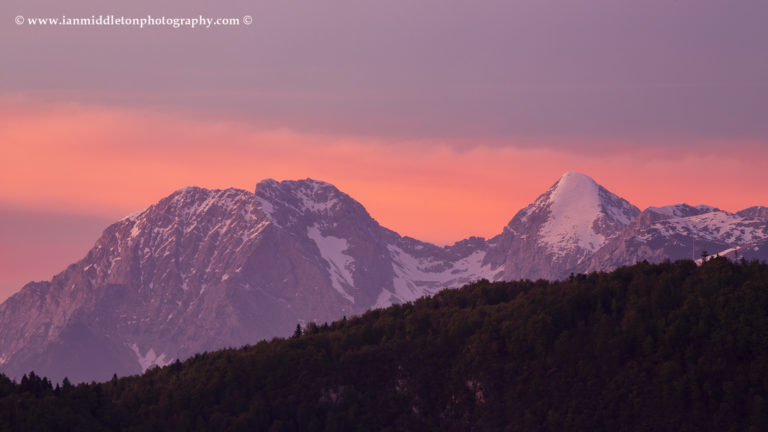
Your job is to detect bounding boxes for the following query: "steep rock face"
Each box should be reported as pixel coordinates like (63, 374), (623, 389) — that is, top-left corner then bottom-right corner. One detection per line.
(0, 180), (501, 383)
(0, 187), (295, 382)
(254, 179), (396, 309)
(254, 178), (504, 307)
(0, 185), (372, 382)
(487, 172), (640, 280)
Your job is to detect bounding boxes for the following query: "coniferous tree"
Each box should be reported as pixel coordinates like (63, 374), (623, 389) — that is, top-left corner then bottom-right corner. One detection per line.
(292, 323), (302, 339)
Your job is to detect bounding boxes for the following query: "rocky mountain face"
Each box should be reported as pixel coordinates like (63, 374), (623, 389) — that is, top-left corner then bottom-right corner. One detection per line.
(0, 173), (765, 383)
(0, 180), (501, 383)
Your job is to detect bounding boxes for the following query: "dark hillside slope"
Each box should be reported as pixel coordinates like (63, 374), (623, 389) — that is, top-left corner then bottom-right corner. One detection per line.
(2, 258), (768, 431)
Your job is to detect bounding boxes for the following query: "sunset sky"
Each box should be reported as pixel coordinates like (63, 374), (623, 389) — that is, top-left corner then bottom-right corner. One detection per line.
(2, 0), (767, 301)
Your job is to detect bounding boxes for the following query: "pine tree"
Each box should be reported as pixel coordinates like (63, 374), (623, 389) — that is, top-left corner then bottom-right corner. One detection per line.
(292, 324), (302, 339)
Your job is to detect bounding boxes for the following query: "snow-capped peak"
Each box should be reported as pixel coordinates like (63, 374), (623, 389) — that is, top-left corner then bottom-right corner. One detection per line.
(538, 172), (605, 253)
(508, 172), (639, 260)
(520, 172), (595, 217)
(547, 172), (599, 206)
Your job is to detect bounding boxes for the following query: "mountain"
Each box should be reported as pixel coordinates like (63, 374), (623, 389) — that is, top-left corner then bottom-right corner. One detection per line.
(579, 204), (768, 273)
(253, 179), (501, 309)
(0, 180), (500, 383)
(0, 172), (765, 383)
(737, 205), (768, 220)
(486, 171), (640, 280)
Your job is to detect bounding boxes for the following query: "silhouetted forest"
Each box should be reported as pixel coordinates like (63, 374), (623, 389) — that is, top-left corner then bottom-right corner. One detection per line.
(2, 258), (768, 431)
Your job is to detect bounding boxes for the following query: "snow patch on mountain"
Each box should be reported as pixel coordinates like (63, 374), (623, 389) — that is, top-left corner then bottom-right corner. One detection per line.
(307, 225), (355, 303)
(695, 245), (748, 265)
(244, 219), (271, 241)
(652, 211), (768, 244)
(254, 196), (278, 226)
(255, 178), (349, 222)
(604, 200), (635, 225)
(295, 181), (341, 214)
(130, 343), (171, 372)
(378, 246), (498, 308)
(129, 223), (141, 239)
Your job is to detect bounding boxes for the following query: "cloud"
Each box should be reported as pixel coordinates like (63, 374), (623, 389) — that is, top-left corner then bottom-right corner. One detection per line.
(1, 98), (766, 238)
(2, 0), (767, 146)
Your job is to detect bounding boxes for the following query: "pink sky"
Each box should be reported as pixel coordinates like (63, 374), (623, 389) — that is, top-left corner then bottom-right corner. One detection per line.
(1, 99), (767, 301)
(1, 0), (767, 300)
(3, 98), (766, 234)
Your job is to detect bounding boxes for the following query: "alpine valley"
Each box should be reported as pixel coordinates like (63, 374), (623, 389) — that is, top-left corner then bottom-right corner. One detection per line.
(1, 172), (766, 382)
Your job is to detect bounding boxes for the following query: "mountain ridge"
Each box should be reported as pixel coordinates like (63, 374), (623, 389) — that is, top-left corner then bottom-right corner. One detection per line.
(1, 172), (766, 382)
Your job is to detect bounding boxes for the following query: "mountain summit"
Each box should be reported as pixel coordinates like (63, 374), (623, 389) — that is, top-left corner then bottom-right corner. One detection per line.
(523, 171), (638, 254)
(0, 173), (765, 382)
(485, 172), (640, 280)
(254, 178), (372, 226)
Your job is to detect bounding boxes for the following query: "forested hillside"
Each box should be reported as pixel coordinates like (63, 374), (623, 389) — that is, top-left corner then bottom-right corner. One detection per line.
(2, 258), (768, 431)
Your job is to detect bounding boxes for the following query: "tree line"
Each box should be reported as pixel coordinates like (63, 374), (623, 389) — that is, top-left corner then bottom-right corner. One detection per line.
(1, 257), (768, 431)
